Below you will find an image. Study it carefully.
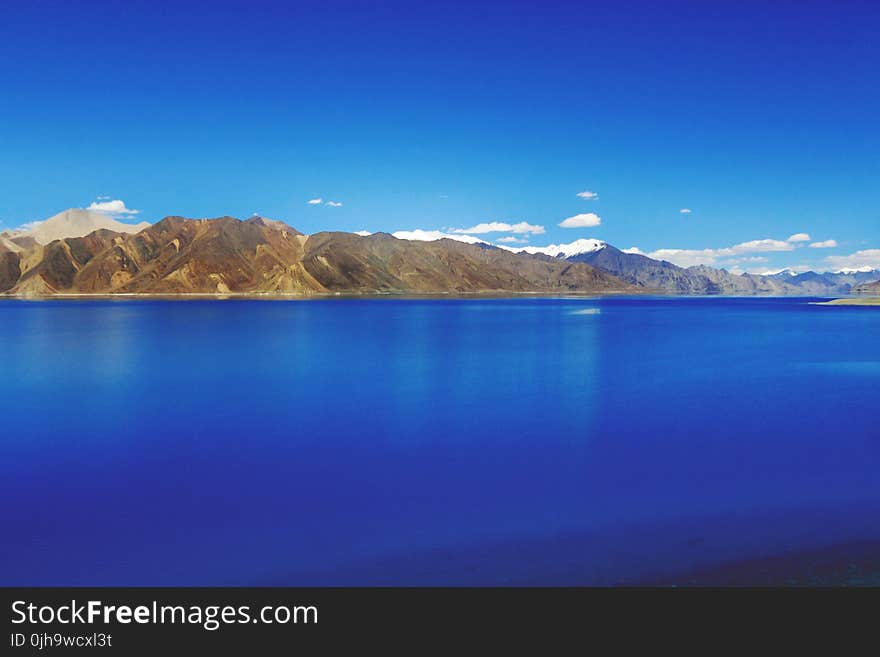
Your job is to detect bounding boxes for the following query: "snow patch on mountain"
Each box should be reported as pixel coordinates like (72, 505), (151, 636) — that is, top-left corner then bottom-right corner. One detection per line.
(506, 238), (607, 258)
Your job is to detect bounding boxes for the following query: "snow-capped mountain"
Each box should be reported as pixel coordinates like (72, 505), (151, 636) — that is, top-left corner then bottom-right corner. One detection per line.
(509, 238), (607, 258)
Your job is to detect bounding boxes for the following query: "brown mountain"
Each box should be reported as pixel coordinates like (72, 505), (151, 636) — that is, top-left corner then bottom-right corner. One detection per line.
(0, 242), (20, 293)
(3, 216), (634, 296)
(301, 231), (629, 294)
(0, 233), (42, 293)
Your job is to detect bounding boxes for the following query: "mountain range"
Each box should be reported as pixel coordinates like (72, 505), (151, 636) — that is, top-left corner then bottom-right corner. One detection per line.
(558, 242), (880, 296)
(0, 212), (633, 295)
(1, 209), (878, 297)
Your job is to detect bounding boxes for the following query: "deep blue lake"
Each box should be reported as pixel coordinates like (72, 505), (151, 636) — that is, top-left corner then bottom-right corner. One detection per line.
(1, 296), (878, 585)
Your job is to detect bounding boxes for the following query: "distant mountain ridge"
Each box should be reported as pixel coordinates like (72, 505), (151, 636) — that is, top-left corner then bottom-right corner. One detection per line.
(1, 214), (633, 296)
(550, 241), (878, 296)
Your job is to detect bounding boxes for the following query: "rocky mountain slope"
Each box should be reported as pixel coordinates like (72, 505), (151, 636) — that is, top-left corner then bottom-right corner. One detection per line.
(854, 279), (880, 294)
(1, 215), (634, 296)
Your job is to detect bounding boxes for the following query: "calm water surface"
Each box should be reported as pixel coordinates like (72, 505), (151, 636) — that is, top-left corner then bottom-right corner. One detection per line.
(1, 297), (878, 584)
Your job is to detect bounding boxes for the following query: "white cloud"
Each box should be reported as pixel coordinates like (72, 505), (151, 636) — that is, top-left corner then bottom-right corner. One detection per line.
(496, 236), (528, 244)
(825, 249), (880, 272)
(646, 248), (721, 267)
(809, 239), (837, 249)
(622, 247), (646, 255)
(787, 233), (811, 243)
(307, 198), (323, 205)
(630, 236), (798, 268)
(727, 239), (795, 253)
(576, 191), (598, 200)
(679, 208), (692, 214)
(326, 201), (343, 207)
(559, 213), (601, 228)
(721, 256), (769, 265)
(391, 229), (488, 245)
(452, 221), (544, 235)
(354, 230), (372, 236)
(755, 265), (812, 275)
(87, 199), (140, 216)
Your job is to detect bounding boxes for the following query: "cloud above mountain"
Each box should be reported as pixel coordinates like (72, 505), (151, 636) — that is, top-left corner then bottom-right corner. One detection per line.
(559, 213), (601, 228)
(452, 221), (544, 235)
(631, 236), (805, 268)
(576, 191), (598, 200)
(87, 199), (140, 216)
(825, 249), (880, 272)
(391, 229), (486, 245)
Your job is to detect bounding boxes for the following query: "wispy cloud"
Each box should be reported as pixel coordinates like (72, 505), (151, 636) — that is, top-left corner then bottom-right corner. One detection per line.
(730, 239), (796, 253)
(87, 199), (140, 216)
(754, 265), (813, 275)
(496, 236), (528, 244)
(559, 213), (601, 228)
(576, 191), (598, 200)
(809, 239), (837, 249)
(679, 208), (692, 214)
(787, 233), (811, 243)
(308, 198), (343, 207)
(452, 221), (544, 235)
(392, 229), (487, 245)
(631, 236), (800, 268)
(645, 249), (724, 267)
(723, 256), (770, 265)
(825, 249), (880, 272)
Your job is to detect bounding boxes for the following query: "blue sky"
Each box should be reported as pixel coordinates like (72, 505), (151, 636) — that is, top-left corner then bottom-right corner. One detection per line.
(2, 0), (878, 272)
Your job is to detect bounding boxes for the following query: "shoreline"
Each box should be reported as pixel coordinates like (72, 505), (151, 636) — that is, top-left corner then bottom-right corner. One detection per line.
(815, 297), (880, 306)
(0, 291), (861, 301)
(0, 290), (638, 301)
